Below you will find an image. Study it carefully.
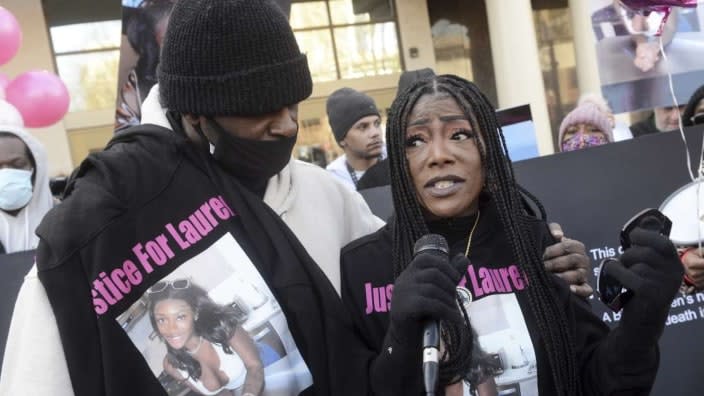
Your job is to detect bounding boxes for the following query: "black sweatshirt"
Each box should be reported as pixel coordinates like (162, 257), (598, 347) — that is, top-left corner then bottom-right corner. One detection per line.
(340, 201), (660, 395)
(35, 124), (368, 396)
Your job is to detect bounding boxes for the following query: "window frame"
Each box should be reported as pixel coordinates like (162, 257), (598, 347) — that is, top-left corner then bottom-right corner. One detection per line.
(291, 0), (404, 81)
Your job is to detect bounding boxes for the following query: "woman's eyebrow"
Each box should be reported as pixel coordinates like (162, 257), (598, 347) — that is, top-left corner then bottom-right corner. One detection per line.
(439, 115), (468, 122)
(408, 115), (468, 127)
(408, 118), (429, 127)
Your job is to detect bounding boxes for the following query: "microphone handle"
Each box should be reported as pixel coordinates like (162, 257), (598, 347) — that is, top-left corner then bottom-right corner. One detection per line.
(422, 320), (440, 395)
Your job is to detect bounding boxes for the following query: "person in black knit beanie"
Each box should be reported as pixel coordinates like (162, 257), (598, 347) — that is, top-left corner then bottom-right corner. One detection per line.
(0, 1), (388, 395)
(325, 88), (384, 191)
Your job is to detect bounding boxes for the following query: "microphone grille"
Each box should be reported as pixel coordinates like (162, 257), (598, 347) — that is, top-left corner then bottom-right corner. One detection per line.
(413, 234), (449, 256)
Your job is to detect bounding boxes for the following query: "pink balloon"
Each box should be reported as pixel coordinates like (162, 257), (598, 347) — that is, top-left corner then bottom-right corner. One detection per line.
(0, 72), (9, 91)
(0, 6), (22, 66)
(5, 70), (70, 128)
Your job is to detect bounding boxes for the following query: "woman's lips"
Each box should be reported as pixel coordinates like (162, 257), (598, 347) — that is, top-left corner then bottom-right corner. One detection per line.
(425, 179), (464, 197)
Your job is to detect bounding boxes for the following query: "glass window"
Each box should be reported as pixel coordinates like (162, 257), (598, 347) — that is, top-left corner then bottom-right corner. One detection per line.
(55, 51), (121, 112)
(50, 21), (122, 53)
(329, 0), (371, 24)
(50, 20), (122, 113)
(334, 22), (401, 79)
(291, 0), (401, 82)
(294, 30), (338, 82)
(290, 1), (330, 29)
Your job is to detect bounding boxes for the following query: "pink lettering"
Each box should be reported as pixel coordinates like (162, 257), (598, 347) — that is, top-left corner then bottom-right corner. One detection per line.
(200, 202), (219, 227)
(93, 289), (108, 315)
(364, 283), (373, 314)
(218, 195), (236, 216)
(210, 197), (230, 220)
(110, 268), (131, 294)
(123, 260), (142, 285)
(509, 265), (526, 290)
(132, 243), (153, 273)
(166, 223), (190, 249)
(467, 264), (484, 298)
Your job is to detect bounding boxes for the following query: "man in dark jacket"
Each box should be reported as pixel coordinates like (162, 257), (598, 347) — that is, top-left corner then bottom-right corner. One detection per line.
(0, 1), (372, 395)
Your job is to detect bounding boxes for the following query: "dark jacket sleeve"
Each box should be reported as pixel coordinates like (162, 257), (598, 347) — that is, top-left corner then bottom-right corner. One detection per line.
(566, 287), (659, 395)
(535, 217), (659, 394)
(340, 236), (425, 395)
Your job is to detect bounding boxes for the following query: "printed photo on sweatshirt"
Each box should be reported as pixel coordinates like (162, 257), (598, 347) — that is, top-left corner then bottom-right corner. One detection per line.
(117, 233), (313, 396)
(457, 292), (537, 396)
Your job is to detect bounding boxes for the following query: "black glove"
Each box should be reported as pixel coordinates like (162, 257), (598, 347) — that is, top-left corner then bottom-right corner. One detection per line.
(388, 252), (465, 346)
(371, 253), (465, 395)
(618, 221), (683, 342)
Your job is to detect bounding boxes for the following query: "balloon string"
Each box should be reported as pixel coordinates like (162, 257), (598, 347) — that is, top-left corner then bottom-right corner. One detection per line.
(659, 35), (703, 252)
(659, 35), (698, 181)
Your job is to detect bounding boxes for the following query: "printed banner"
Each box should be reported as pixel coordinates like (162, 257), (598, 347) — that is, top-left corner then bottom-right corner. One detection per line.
(514, 124), (704, 396)
(590, 0), (704, 113)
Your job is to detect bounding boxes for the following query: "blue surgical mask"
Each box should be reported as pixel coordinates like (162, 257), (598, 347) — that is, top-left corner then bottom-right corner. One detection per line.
(0, 168), (33, 211)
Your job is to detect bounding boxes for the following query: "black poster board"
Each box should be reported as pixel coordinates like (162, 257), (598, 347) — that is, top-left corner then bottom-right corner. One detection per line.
(514, 125), (704, 396)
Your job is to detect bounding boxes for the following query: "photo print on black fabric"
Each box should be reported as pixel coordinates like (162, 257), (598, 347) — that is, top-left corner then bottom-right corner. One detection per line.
(117, 233), (313, 396)
(461, 294), (538, 396)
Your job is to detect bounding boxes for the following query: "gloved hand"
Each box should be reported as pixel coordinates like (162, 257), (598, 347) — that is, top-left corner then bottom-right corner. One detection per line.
(388, 252), (465, 346)
(618, 218), (683, 342)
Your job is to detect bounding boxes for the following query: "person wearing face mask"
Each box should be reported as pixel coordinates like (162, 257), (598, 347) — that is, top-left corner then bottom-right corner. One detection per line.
(0, 96), (53, 254)
(558, 102), (614, 152)
(325, 88), (385, 191)
(0, 1), (382, 395)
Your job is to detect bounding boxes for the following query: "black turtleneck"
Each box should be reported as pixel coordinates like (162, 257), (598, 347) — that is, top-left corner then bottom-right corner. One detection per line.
(426, 213), (479, 255)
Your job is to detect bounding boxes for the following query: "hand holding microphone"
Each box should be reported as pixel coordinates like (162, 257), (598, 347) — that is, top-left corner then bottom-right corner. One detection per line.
(387, 234), (465, 395)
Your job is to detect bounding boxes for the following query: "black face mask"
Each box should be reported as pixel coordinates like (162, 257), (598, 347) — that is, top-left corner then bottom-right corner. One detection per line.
(204, 119), (297, 191)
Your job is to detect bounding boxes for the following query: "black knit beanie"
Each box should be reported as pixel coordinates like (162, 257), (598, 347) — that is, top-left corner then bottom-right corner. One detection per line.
(396, 68), (435, 97)
(157, 0), (312, 116)
(326, 88), (380, 142)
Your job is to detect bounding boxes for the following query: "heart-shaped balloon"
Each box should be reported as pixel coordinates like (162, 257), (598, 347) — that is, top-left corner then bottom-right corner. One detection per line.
(619, 0), (698, 35)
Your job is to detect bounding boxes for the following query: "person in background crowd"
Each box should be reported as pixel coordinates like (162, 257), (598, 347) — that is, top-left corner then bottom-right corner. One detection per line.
(341, 74), (683, 395)
(577, 93), (632, 141)
(325, 88), (385, 191)
(115, 0), (175, 132)
(558, 102), (613, 152)
(682, 84), (704, 127)
(0, 96), (53, 254)
(630, 105), (686, 137)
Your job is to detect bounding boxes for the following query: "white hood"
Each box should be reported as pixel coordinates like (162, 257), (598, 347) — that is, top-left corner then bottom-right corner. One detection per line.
(0, 97), (54, 253)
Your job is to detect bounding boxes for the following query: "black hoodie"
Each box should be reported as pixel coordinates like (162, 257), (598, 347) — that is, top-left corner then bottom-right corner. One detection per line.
(35, 124), (368, 396)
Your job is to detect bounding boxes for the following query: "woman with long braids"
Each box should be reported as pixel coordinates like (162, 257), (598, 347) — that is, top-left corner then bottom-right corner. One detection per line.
(340, 74), (683, 395)
(147, 279), (275, 396)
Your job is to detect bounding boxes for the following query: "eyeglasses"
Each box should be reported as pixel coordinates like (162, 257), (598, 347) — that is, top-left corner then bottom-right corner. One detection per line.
(690, 112), (704, 125)
(147, 278), (190, 294)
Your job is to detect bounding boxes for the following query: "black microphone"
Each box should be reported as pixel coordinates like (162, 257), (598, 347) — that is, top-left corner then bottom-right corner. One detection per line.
(413, 234), (449, 396)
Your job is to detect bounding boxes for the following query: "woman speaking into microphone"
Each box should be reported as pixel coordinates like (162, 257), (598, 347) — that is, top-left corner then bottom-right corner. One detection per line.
(340, 74), (682, 395)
